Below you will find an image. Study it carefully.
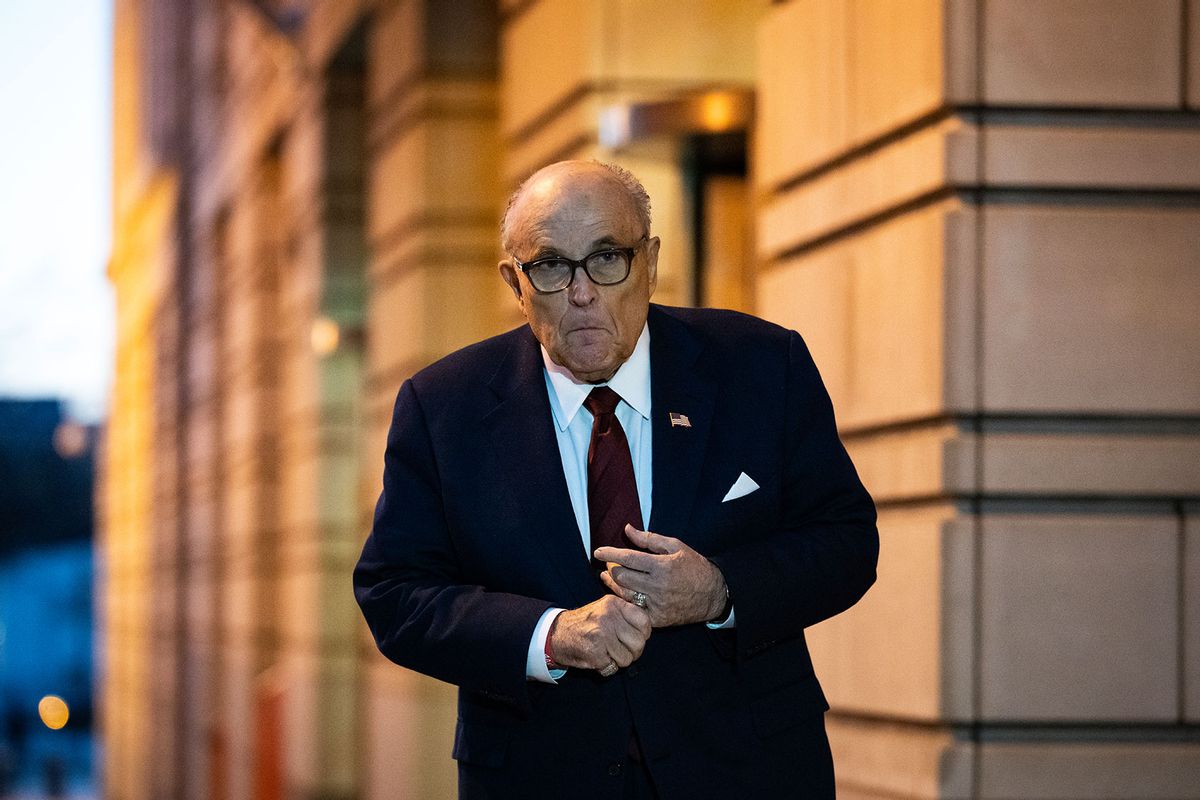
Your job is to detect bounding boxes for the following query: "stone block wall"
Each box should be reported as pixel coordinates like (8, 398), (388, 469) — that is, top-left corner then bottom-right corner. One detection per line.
(756, 1), (1200, 797)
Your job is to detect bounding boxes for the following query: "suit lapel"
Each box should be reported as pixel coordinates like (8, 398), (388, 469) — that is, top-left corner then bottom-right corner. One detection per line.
(484, 328), (600, 607)
(647, 307), (716, 541)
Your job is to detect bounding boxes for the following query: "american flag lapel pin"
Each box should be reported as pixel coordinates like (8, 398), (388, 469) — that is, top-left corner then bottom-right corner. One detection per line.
(669, 412), (691, 428)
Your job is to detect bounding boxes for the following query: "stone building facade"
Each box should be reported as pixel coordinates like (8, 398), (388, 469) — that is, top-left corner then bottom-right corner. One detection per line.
(103, 1), (1200, 798)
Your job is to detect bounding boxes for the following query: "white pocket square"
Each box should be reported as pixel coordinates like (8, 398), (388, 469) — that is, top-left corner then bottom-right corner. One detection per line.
(722, 472), (760, 502)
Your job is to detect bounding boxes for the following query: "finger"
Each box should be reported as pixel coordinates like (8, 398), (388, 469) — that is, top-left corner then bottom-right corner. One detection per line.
(624, 524), (681, 555)
(593, 546), (657, 572)
(607, 639), (635, 668)
(615, 622), (647, 657)
(600, 570), (636, 601)
(618, 601), (652, 634)
(614, 611), (650, 644)
(593, 546), (649, 569)
(608, 564), (656, 594)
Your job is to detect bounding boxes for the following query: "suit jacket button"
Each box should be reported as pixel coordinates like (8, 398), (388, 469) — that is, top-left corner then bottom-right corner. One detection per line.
(607, 762), (623, 776)
(626, 665), (639, 677)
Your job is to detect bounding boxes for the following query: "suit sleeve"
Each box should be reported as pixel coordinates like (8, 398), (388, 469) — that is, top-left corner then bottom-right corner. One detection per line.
(353, 379), (552, 707)
(708, 330), (878, 660)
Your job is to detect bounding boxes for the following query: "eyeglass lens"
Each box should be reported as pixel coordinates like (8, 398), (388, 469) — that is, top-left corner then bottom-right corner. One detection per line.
(528, 250), (631, 292)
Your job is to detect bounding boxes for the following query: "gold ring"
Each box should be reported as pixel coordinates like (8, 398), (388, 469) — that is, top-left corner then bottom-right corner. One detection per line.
(599, 662), (618, 677)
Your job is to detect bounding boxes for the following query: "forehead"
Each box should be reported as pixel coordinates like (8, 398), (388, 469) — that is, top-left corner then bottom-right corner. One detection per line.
(509, 168), (641, 255)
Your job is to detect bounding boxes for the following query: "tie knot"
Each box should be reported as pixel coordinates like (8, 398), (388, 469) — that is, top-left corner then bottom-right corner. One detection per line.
(585, 386), (622, 417)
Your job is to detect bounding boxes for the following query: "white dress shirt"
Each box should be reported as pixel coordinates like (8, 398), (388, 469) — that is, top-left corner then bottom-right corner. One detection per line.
(525, 324), (733, 683)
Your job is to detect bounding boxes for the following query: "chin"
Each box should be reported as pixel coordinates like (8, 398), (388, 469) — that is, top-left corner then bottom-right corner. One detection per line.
(571, 362), (616, 380)
(563, 352), (619, 381)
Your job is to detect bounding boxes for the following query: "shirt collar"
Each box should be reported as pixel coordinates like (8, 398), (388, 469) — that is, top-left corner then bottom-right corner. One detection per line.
(542, 323), (651, 431)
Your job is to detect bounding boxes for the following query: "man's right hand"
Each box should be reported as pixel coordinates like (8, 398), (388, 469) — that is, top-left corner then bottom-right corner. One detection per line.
(549, 595), (651, 672)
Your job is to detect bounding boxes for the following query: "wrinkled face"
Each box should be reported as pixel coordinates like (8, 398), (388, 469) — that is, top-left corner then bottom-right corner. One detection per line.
(499, 164), (659, 383)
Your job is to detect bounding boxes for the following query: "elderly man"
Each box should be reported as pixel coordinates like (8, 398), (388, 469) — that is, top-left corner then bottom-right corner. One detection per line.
(354, 160), (878, 799)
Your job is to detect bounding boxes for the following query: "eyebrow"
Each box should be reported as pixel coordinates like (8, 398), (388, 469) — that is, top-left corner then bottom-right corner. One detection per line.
(526, 236), (623, 261)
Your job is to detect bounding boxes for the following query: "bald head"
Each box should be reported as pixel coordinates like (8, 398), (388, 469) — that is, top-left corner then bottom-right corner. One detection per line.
(496, 159), (660, 383)
(501, 160), (651, 253)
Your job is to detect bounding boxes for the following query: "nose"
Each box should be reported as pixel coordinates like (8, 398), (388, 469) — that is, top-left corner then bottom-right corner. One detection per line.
(566, 266), (599, 307)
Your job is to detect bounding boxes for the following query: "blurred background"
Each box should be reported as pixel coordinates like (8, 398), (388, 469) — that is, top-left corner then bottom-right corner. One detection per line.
(3, 1), (1200, 798)
(1, 0), (111, 797)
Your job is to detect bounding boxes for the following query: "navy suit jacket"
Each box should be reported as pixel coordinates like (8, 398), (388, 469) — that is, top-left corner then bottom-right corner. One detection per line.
(354, 305), (878, 799)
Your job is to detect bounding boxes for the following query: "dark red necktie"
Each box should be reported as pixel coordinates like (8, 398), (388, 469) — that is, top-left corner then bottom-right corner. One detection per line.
(585, 386), (643, 569)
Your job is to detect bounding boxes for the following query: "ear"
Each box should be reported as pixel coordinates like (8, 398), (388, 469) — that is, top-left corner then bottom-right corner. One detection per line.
(643, 236), (661, 297)
(498, 260), (524, 303)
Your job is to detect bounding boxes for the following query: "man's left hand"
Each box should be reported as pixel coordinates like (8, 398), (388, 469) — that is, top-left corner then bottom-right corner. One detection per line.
(595, 525), (728, 627)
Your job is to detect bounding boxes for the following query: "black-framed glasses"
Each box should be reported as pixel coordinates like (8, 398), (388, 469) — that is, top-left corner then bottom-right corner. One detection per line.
(512, 237), (647, 294)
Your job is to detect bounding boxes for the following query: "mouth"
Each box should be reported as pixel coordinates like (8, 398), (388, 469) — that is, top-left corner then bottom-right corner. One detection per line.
(566, 326), (612, 339)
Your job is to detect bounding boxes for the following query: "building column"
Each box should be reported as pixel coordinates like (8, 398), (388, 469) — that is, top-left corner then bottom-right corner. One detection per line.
(755, 2), (1200, 797)
(360, 2), (503, 797)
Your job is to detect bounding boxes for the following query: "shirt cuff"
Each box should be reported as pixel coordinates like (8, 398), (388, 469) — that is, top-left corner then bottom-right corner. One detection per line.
(706, 605), (736, 629)
(526, 607), (567, 683)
